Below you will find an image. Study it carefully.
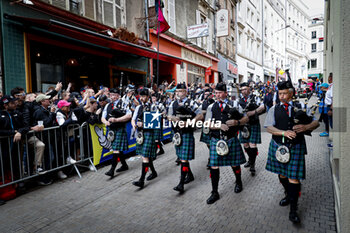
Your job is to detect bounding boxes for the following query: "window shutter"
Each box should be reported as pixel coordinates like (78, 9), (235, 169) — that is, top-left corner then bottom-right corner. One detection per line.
(207, 18), (213, 53)
(196, 10), (201, 47)
(168, 0), (176, 34)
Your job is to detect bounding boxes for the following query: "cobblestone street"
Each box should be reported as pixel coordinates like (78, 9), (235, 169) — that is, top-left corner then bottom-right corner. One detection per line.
(0, 121), (336, 233)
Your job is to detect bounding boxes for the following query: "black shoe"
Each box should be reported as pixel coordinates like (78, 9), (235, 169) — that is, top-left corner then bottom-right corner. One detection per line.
(105, 169), (115, 177)
(289, 211), (301, 223)
(173, 184), (184, 193)
(116, 165), (129, 172)
(132, 180), (144, 188)
(184, 174), (194, 184)
(0, 199), (6, 206)
(157, 148), (165, 155)
(250, 166), (256, 176)
(244, 161), (250, 168)
(206, 191), (220, 204)
(175, 158), (181, 166)
(279, 196), (290, 206)
(234, 182), (243, 193)
(146, 173), (158, 181)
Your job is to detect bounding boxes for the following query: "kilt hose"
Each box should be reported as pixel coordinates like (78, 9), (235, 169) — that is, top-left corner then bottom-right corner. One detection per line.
(239, 123), (262, 144)
(209, 137), (246, 167)
(136, 130), (157, 158)
(112, 127), (129, 152)
(265, 139), (307, 180)
(175, 132), (195, 161)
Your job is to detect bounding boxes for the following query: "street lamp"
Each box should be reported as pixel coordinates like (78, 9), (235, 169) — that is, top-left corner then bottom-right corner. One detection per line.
(274, 24), (290, 33)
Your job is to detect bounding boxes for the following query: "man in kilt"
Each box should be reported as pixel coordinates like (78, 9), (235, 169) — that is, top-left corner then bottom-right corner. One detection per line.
(167, 83), (202, 193)
(151, 93), (166, 155)
(264, 81), (319, 223)
(199, 89), (215, 169)
(205, 83), (249, 204)
(238, 82), (266, 176)
(102, 88), (132, 177)
(131, 89), (158, 188)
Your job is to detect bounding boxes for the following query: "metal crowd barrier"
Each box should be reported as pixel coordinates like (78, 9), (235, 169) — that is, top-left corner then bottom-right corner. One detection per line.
(0, 123), (97, 188)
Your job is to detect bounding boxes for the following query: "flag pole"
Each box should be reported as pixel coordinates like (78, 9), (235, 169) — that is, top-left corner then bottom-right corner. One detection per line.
(156, 6), (160, 88)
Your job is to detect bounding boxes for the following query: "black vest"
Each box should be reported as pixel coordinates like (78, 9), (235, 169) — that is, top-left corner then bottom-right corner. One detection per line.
(272, 103), (305, 145)
(238, 95), (259, 125)
(210, 101), (240, 139)
(106, 101), (126, 129)
(172, 99), (195, 132)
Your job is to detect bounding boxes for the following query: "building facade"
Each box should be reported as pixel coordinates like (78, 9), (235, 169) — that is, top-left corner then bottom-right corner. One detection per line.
(285, 0), (309, 84)
(324, 0), (350, 232)
(263, 0), (286, 83)
(236, 0), (263, 83)
(308, 14), (324, 82)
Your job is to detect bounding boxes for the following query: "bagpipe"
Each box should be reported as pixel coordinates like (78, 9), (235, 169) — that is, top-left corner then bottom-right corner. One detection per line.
(135, 104), (151, 145)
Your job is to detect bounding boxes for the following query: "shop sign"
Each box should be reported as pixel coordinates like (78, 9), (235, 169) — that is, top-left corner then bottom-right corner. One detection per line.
(181, 48), (211, 67)
(217, 9), (229, 37)
(227, 62), (238, 75)
(187, 23), (209, 39)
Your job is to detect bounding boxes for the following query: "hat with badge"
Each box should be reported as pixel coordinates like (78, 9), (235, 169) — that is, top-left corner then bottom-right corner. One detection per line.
(176, 82), (187, 90)
(215, 83), (227, 92)
(99, 94), (108, 102)
(277, 69), (295, 91)
(240, 82), (249, 88)
(109, 88), (120, 94)
(0, 95), (17, 105)
(139, 88), (149, 96)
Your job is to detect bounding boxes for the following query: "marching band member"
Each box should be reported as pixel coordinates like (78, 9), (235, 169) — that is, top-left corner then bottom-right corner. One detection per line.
(238, 82), (266, 176)
(205, 83), (248, 204)
(167, 83), (203, 194)
(131, 89), (158, 188)
(151, 93), (166, 155)
(264, 80), (319, 223)
(102, 88), (132, 177)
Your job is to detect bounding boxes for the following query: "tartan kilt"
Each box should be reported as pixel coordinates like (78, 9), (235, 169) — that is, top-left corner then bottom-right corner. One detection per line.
(136, 130), (157, 158)
(154, 129), (163, 141)
(239, 123), (262, 144)
(112, 128), (129, 152)
(200, 129), (211, 145)
(265, 139), (306, 180)
(175, 132), (195, 161)
(209, 137), (246, 167)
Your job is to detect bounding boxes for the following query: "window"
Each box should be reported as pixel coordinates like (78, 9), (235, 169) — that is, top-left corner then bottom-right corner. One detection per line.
(168, 0), (176, 34)
(311, 31), (317, 39)
(102, 0), (125, 28)
(311, 43), (317, 52)
(311, 59), (317, 68)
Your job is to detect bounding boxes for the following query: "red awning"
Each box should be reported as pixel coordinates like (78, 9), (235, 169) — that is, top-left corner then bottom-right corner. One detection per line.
(4, 14), (182, 64)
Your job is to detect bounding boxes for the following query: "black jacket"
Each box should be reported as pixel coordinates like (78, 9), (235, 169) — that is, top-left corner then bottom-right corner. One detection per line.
(33, 106), (57, 128)
(0, 110), (29, 136)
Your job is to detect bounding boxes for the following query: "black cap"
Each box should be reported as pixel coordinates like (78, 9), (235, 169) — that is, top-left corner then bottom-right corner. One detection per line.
(139, 88), (149, 96)
(0, 95), (17, 105)
(205, 83), (210, 87)
(176, 82), (187, 90)
(215, 83), (227, 92)
(99, 94), (108, 102)
(151, 93), (157, 97)
(277, 81), (294, 90)
(240, 82), (249, 88)
(109, 88), (120, 94)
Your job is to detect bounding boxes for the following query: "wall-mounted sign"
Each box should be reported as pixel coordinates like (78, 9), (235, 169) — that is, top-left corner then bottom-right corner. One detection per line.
(227, 62), (238, 75)
(216, 9), (229, 37)
(247, 62), (255, 70)
(181, 48), (211, 67)
(187, 23), (209, 39)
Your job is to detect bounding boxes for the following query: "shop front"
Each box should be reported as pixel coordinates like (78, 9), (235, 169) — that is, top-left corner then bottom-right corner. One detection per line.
(217, 53), (238, 83)
(1, 3), (181, 93)
(150, 30), (218, 85)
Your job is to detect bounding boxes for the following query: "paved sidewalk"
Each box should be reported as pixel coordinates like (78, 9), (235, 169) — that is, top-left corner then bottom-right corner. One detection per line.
(0, 123), (336, 232)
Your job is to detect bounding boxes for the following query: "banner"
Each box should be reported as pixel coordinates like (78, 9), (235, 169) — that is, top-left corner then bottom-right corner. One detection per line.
(187, 23), (209, 39)
(89, 121), (172, 165)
